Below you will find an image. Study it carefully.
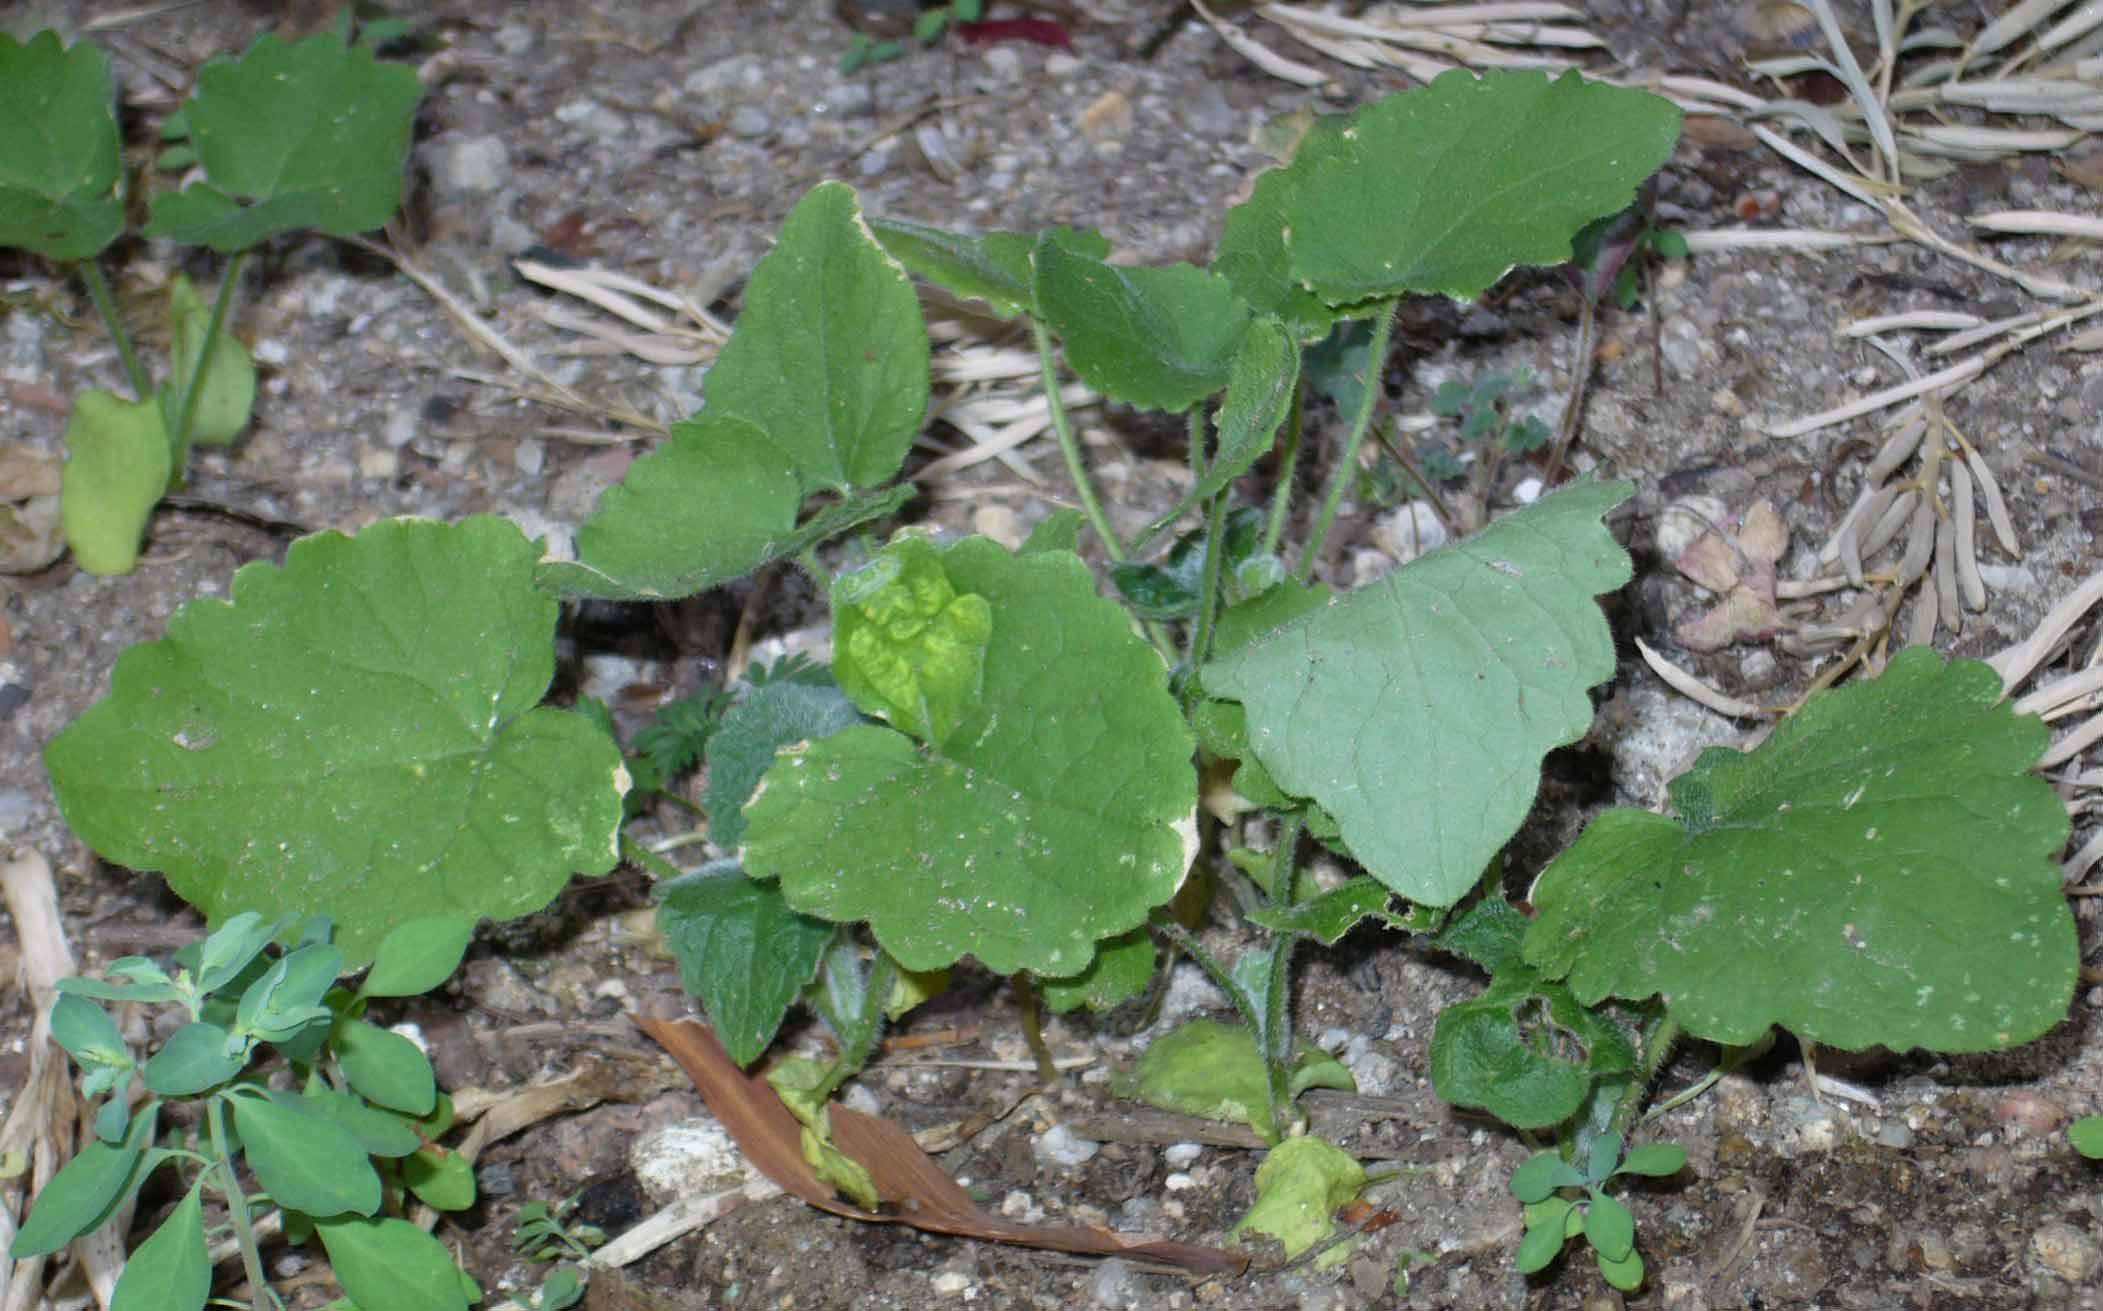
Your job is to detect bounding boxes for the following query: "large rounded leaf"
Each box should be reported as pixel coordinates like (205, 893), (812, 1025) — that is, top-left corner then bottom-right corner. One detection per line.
(46, 516), (625, 966)
(1525, 649), (2075, 1052)
(0, 31), (123, 261)
(1204, 480), (1632, 907)
(742, 537), (1197, 975)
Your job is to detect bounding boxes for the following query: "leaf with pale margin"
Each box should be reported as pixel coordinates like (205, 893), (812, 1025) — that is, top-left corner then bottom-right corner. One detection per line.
(45, 516), (625, 967)
(702, 676), (860, 854)
(867, 217), (1108, 318)
(1285, 70), (1681, 304)
(657, 864), (834, 1067)
(60, 389), (171, 577)
(743, 537), (1196, 976)
(0, 31), (123, 261)
(1032, 237), (1252, 414)
(1524, 648), (2075, 1052)
(1205, 481), (1632, 907)
(143, 33), (422, 251)
(702, 181), (928, 491)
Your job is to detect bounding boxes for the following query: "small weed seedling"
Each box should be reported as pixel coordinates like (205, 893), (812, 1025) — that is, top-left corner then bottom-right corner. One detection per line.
(36, 56), (2082, 1297)
(0, 28), (420, 574)
(9, 913), (480, 1311)
(838, 0), (983, 72)
(1510, 1133), (1686, 1290)
(501, 1194), (603, 1311)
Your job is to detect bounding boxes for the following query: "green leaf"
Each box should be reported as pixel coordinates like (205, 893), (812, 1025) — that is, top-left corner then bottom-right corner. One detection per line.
(0, 31), (123, 261)
(867, 217), (1107, 319)
(142, 33), (422, 251)
(110, 1180), (209, 1311)
(232, 1091), (381, 1217)
(1514, 1204), (1572, 1272)
(59, 957), (185, 1007)
(1595, 1242), (1645, 1292)
(1244, 877), (1405, 945)
(9, 1103), (157, 1258)
(704, 182), (929, 492)
(1585, 1132), (1624, 1186)
(2073, 1116), (2103, 1160)
(540, 431), (914, 601)
(335, 1021), (435, 1115)
(360, 916), (475, 998)
(655, 865), (834, 1067)
(1038, 926), (1156, 1013)
(60, 389), (172, 577)
(1204, 480), (1632, 907)
(1231, 1136), (1367, 1263)
(1430, 964), (1633, 1130)
(45, 516), (625, 968)
(1021, 509), (1084, 557)
(235, 943), (341, 1042)
(301, 1091), (422, 1158)
(701, 677), (860, 853)
(51, 994), (134, 1099)
(1285, 70), (1682, 303)
(1113, 508), (1266, 621)
(158, 274), (257, 449)
(401, 1146), (476, 1211)
(1509, 1151), (1585, 1203)
(743, 537), (1196, 976)
(1117, 1018), (1352, 1143)
(315, 1215), (470, 1311)
(832, 536), (993, 746)
(1032, 237), (1252, 413)
(1616, 1142), (1686, 1178)
(1210, 121), (1351, 340)
(1432, 896), (1530, 974)
(142, 1022), (248, 1096)
(1525, 648), (2077, 1051)
(196, 912), (280, 993)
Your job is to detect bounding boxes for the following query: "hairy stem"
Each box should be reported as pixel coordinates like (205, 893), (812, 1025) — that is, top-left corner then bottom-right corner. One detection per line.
(1260, 381), (1305, 558)
(77, 260), (153, 402)
(1032, 316), (1126, 563)
(1608, 1009), (1682, 1141)
(1296, 301), (1398, 582)
(209, 1096), (279, 1311)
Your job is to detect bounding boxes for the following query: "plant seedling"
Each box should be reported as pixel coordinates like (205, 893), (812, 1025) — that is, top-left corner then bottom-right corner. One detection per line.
(10, 912), (481, 1311)
(1510, 1132), (1686, 1291)
(0, 27), (421, 573)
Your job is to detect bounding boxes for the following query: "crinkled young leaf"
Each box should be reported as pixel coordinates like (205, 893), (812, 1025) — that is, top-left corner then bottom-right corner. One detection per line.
(704, 181), (928, 491)
(60, 389), (171, 577)
(867, 217), (1108, 318)
(1524, 648), (2075, 1052)
(1032, 237), (1252, 414)
(832, 536), (993, 746)
(1286, 70), (1682, 303)
(45, 516), (625, 967)
(1430, 963), (1634, 1130)
(656, 864), (834, 1068)
(143, 33), (422, 251)
(1432, 895), (1530, 975)
(1038, 926), (1156, 1013)
(743, 538), (1196, 976)
(702, 677), (861, 854)
(1244, 877), (1409, 946)
(1232, 1135), (1367, 1263)
(315, 1215), (470, 1311)
(0, 31), (123, 261)
(158, 274), (256, 448)
(233, 1091), (381, 1217)
(110, 1179), (209, 1311)
(1204, 481), (1632, 907)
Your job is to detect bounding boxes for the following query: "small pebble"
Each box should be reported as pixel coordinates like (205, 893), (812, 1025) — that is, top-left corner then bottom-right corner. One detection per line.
(2031, 1221), (2102, 1283)
(981, 45), (1023, 81)
(1078, 90), (1133, 142)
(930, 1270), (972, 1296)
(729, 106), (772, 139)
(1163, 1142), (1203, 1168)
(1089, 1257), (1141, 1309)
(1044, 51), (1083, 78)
(1033, 1123), (1101, 1169)
(431, 135), (511, 194)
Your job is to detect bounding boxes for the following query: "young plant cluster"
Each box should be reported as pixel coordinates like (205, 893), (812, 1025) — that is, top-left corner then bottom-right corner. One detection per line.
(16, 26), (2084, 1299)
(11, 914), (479, 1311)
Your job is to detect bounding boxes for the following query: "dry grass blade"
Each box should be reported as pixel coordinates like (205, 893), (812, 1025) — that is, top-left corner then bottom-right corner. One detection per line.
(1969, 209), (2103, 239)
(1841, 311), (1987, 336)
(1196, 0), (1326, 83)
(1681, 228), (1901, 252)
(0, 847), (82, 1311)
(1634, 638), (1765, 717)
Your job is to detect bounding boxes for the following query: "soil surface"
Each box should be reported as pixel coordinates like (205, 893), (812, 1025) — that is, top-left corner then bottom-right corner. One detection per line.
(4, 1), (2103, 1309)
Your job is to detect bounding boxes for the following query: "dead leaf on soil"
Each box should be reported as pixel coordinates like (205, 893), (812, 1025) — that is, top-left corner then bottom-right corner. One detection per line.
(0, 441), (64, 575)
(1673, 499), (1791, 652)
(635, 1015), (1249, 1278)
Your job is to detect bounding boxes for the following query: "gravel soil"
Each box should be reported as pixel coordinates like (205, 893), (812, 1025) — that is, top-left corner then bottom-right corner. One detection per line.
(4, 1), (2103, 1308)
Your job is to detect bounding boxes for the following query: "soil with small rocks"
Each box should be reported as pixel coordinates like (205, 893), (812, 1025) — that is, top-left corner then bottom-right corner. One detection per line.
(4, 2), (2103, 1309)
